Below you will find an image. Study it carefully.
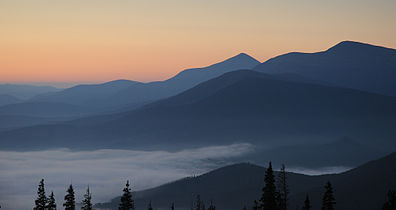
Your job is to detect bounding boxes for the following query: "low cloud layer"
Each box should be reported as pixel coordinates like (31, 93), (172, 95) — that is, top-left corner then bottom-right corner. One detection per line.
(0, 143), (254, 210)
(287, 166), (351, 176)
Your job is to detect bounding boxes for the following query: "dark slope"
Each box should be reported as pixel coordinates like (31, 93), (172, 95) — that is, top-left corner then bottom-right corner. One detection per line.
(96, 152), (396, 210)
(0, 94), (21, 106)
(254, 41), (396, 96)
(1, 70), (396, 151)
(93, 70), (396, 148)
(0, 115), (62, 132)
(96, 163), (322, 210)
(30, 53), (260, 113)
(0, 102), (94, 118)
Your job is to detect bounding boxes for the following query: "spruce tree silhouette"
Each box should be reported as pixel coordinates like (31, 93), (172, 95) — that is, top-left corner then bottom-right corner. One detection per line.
(302, 195), (311, 210)
(383, 190), (396, 210)
(171, 202), (175, 210)
(34, 179), (47, 210)
(277, 164), (289, 210)
(82, 186), (93, 210)
(119, 180), (135, 210)
(321, 181), (335, 210)
(253, 200), (259, 210)
(260, 162), (278, 210)
(63, 184), (75, 210)
(47, 191), (57, 210)
(148, 200), (153, 210)
(208, 201), (216, 210)
(195, 195), (202, 210)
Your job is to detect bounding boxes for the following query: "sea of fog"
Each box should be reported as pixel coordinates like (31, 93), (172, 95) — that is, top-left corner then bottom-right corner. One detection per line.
(0, 143), (350, 210)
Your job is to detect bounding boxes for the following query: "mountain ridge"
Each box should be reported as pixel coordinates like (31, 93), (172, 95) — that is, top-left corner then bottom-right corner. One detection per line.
(1, 70), (396, 154)
(95, 152), (396, 210)
(254, 40), (396, 96)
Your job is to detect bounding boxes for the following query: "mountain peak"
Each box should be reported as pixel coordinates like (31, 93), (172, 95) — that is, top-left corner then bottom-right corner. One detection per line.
(236, 52), (250, 57)
(232, 52), (256, 59)
(219, 53), (260, 66)
(327, 40), (394, 53)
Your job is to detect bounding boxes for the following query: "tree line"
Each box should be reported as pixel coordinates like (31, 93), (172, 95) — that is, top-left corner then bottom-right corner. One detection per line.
(33, 162), (396, 210)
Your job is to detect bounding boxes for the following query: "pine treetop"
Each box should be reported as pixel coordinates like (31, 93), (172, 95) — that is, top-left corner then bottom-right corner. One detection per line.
(260, 162), (278, 210)
(46, 191), (57, 210)
(82, 186), (93, 210)
(119, 180), (135, 210)
(302, 195), (311, 210)
(321, 181), (336, 210)
(34, 179), (47, 210)
(63, 184), (76, 210)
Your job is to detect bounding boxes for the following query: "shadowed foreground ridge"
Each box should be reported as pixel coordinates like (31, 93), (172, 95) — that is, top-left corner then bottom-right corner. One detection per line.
(96, 152), (396, 210)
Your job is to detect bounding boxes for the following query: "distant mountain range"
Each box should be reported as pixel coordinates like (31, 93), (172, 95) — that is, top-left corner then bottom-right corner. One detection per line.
(0, 41), (395, 166)
(0, 84), (60, 99)
(95, 151), (396, 210)
(1, 70), (396, 157)
(0, 94), (21, 106)
(0, 53), (259, 129)
(28, 53), (260, 113)
(254, 41), (396, 96)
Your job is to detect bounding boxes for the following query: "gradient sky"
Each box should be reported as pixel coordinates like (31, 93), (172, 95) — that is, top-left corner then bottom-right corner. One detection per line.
(1, 0), (395, 85)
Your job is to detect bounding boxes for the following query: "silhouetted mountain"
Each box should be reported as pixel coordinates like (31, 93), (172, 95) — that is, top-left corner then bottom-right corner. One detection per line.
(254, 41), (396, 96)
(31, 53), (260, 112)
(0, 94), (21, 106)
(1, 70), (396, 154)
(30, 80), (141, 110)
(95, 152), (396, 210)
(0, 84), (60, 99)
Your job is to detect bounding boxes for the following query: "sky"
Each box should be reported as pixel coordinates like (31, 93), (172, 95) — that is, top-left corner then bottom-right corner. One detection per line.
(1, 0), (395, 84)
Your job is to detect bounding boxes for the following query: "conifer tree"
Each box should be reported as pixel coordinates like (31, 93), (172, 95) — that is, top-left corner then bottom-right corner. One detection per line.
(47, 191), (57, 210)
(34, 179), (47, 210)
(195, 195), (201, 210)
(321, 181), (335, 210)
(208, 201), (216, 210)
(277, 164), (289, 210)
(302, 195), (311, 210)
(383, 190), (396, 210)
(119, 180), (135, 210)
(64, 184), (76, 210)
(148, 200), (153, 210)
(260, 162), (278, 210)
(171, 202), (175, 210)
(253, 200), (259, 210)
(81, 186), (93, 210)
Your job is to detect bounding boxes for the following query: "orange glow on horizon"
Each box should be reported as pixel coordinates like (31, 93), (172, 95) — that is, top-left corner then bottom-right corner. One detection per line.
(1, 0), (395, 84)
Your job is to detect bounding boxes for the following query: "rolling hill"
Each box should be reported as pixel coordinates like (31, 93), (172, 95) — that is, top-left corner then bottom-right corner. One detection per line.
(95, 152), (396, 210)
(1, 70), (396, 153)
(0, 84), (60, 99)
(29, 53), (260, 113)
